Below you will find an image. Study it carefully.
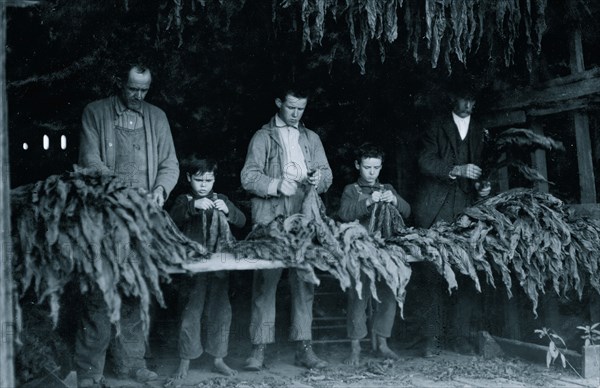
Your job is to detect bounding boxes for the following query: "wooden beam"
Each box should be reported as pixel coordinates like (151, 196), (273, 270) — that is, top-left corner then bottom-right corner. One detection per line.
(0, 3), (15, 387)
(491, 76), (600, 112)
(574, 111), (596, 203)
(531, 121), (549, 193)
(568, 27), (597, 204)
(480, 110), (527, 128)
(4, 0), (41, 7)
(491, 335), (582, 371)
(526, 96), (600, 117)
(537, 66), (600, 89)
(570, 28), (585, 73)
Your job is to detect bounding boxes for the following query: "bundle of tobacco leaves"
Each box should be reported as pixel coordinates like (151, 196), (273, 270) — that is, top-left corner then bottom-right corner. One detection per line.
(368, 202), (406, 239)
(233, 187), (600, 318)
(231, 189), (413, 315)
(10, 168), (211, 336)
(445, 188), (600, 315)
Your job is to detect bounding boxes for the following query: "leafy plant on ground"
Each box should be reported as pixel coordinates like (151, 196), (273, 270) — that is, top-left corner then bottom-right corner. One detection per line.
(577, 322), (600, 346)
(534, 327), (582, 378)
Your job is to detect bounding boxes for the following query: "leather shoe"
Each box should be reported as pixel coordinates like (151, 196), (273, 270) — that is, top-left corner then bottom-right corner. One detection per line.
(244, 344), (265, 371)
(295, 341), (327, 369)
(421, 336), (441, 358)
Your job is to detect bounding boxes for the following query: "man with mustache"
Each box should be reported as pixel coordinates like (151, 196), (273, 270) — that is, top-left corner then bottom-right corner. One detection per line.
(413, 83), (491, 358)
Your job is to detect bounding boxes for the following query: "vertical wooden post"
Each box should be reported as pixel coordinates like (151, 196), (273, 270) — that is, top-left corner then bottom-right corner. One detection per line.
(503, 295), (521, 340)
(569, 28), (596, 203)
(497, 153), (510, 192)
(531, 121), (549, 193)
(0, 2), (16, 387)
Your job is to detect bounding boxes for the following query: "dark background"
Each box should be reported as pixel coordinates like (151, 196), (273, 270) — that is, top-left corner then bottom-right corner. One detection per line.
(8, 1), (600, 381)
(8, 0), (600, 210)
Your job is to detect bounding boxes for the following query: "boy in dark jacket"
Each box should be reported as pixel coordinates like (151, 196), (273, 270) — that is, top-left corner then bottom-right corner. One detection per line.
(338, 143), (411, 365)
(169, 156), (246, 378)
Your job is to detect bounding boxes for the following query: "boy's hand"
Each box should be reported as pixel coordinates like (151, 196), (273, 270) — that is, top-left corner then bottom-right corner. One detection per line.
(194, 198), (214, 210)
(370, 191), (382, 204)
(307, 169), (321, 186)
(213, 199), (229, 214)
(278, 180), (298, 196)
(380, 190), (397, 205)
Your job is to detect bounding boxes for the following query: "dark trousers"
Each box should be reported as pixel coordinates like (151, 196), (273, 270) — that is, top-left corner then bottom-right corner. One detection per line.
(178, 272), (231, 359)
(347, 273), (397, 339)
(75, 290), (147, 380)
(418, 263), (482, 343)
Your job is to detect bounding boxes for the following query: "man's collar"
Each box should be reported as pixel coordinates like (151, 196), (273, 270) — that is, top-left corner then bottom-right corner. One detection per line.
(275, 114), (298, 129)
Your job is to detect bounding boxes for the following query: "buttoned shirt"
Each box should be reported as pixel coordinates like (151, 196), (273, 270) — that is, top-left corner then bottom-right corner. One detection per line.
(275, 114), (308, 182)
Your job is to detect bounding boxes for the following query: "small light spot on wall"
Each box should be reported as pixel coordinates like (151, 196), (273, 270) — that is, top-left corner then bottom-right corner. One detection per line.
(61, 135), (67, 150)
(43, 135), (49, 150)
(22, 143), (28, 150)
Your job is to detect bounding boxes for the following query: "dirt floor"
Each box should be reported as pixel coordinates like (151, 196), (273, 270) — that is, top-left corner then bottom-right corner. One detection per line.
(35, 273), (600, 388)
(100, 337), (599, 388)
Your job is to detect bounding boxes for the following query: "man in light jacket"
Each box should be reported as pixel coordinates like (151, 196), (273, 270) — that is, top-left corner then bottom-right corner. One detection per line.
(241, 82), (332, 371)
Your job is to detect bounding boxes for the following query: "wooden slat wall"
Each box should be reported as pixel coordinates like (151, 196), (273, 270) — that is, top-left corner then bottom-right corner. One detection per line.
(0, 3), (16, 387)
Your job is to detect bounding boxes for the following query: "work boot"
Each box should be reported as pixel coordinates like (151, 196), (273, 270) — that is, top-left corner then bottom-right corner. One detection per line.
(295, 341), (327, 369)
(244, 344), (265, 371)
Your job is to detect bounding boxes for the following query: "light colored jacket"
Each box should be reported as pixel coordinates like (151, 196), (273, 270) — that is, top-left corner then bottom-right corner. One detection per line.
(78, 96), (179, 197)
(241, 116), (332, 225)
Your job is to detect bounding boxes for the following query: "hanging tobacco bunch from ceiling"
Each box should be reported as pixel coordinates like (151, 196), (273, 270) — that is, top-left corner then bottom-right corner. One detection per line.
(158, 0), (548, 73)
(480, 127), (565, 185)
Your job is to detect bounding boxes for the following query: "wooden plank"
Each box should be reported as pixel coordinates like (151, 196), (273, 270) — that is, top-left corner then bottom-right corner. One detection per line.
(180, 254), (288, 273)
(177, 252), (422, 274)
(4, 0), (41, 7)
(526, 95), (600, 116)
(531, 121), (549, 193)
(567, 203), (600, 218)
(0, 3), (15, 387)
(537, 66), (600, 88)
(573, 111), (596, 203)
(480, 110), (527, 128)
(567, 28), (597, 204)
(492, 335), (582, 369)
(570, 28), (585, 73)
(497, 153), (510, 192)
(491, 76), (600, 112)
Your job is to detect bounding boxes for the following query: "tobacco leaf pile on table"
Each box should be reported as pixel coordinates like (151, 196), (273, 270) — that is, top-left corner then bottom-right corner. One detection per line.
(10, 169), (600, 382)
(10, 168), (211, 336)
(231, 189), (414, 315)
(232, 188), (600, 318)
(387, 189), (600, 316)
